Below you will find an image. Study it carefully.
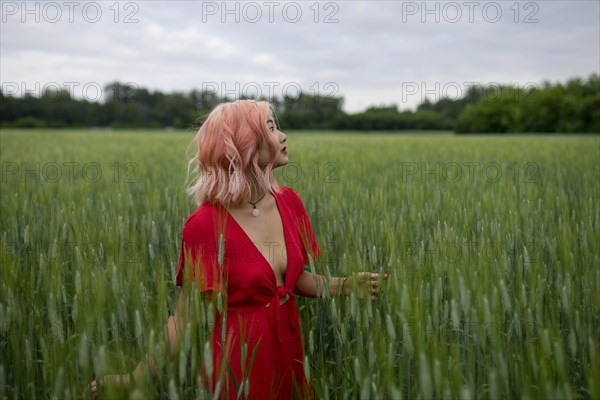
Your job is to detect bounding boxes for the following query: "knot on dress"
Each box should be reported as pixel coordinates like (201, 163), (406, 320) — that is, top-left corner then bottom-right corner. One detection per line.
(268, 285), (297, 343)
(276, 286), (288, 298)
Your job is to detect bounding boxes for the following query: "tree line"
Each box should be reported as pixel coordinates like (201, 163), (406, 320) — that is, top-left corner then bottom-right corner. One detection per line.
(1, 72), (598, 133)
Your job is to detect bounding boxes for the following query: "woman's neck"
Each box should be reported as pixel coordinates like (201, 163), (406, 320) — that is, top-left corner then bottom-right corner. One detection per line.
(247, 176), (267, 204)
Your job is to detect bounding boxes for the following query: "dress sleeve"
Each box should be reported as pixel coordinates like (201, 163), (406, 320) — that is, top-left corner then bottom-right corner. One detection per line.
(288, 188), (321, 265)
(175, 214), (220, 292)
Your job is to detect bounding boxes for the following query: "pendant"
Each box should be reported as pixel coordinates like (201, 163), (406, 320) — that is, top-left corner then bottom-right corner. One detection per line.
(252, 208), (260, 217)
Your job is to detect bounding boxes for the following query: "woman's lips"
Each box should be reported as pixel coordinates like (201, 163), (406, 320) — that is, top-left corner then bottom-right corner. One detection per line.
(282, 146), (287, 153)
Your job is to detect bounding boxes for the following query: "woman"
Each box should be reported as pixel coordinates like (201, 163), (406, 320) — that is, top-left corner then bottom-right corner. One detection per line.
(88, 100), (387, 399)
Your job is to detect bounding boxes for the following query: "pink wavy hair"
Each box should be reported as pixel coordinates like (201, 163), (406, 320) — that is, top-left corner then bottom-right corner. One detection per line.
(185, 100), (281, 207)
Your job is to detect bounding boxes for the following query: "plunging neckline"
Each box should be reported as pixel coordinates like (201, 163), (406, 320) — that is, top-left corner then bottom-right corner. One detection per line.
(222, 191), (289, 287)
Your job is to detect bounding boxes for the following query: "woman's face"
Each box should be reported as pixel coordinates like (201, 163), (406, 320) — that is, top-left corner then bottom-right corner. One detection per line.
(258, 111), (288, 169)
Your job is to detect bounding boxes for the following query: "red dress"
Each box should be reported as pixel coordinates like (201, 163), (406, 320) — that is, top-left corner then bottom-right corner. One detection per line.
(175, 186), (321, 399)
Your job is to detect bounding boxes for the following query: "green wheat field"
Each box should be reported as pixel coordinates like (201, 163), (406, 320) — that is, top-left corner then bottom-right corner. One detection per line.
(1, 129), (599, 399)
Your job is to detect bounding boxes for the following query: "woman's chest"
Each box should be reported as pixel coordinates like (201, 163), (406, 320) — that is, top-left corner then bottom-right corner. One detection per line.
(227, 207), (289, 284)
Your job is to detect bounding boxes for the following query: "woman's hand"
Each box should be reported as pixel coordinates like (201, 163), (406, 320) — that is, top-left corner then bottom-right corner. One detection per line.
(345, 272), (389, 300)
(86, 374), (131, 399)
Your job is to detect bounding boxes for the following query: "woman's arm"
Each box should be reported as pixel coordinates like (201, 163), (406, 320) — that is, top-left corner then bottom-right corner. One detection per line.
(87, 286), (201, 398)
(131, 285), (192, 382)
(294, 271), (388, 300)
(294, 271), (347, 297)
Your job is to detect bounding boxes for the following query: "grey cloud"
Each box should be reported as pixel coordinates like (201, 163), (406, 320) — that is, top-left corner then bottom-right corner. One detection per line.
(1, 0), (598, 113)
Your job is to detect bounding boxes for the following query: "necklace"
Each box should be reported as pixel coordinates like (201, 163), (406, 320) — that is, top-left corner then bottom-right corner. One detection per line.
(248, 192), (266, 217)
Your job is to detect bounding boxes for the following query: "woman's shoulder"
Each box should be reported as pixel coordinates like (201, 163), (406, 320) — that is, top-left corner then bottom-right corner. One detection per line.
(277, 185), (300, 199)
(182, 203), (217, 234)
(277, 186), (307, 213)
(277, 185), (300, 204)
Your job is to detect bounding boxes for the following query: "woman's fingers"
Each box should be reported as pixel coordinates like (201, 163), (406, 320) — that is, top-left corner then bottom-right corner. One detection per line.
(357, 272), (389, 281)
(357, 272), (370, 281)
(86, 380), (98, 400)
(87, 374), (126, 399)
(348, 272), (390, 299)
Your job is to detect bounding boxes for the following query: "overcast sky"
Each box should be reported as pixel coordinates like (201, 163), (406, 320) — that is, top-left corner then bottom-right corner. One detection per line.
(1, 0), (598, 112)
